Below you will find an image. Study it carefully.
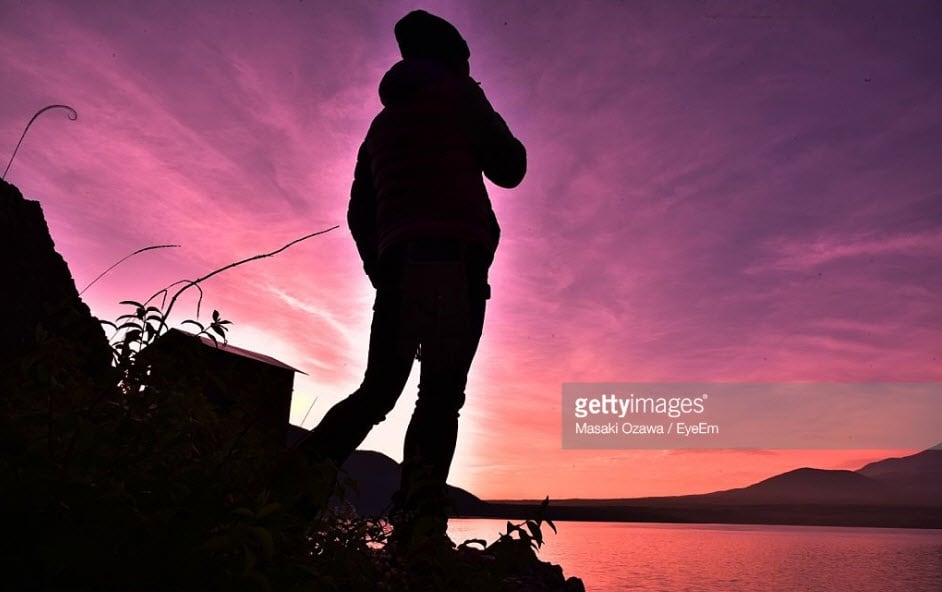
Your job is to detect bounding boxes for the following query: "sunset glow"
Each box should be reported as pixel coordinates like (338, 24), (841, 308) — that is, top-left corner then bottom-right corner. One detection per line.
(2, 0), (939, 499)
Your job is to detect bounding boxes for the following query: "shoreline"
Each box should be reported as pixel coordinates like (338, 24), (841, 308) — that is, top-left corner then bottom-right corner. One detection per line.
(457, 501), (942, 530)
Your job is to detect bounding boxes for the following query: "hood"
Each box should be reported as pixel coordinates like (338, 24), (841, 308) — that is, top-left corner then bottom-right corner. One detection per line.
(394, 10), (470, 73)
(395, 10), (469, 61)
(378, 59), (461, 108)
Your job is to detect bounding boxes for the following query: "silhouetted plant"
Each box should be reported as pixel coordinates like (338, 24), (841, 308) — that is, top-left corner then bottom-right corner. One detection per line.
(493, 496), (557, 552)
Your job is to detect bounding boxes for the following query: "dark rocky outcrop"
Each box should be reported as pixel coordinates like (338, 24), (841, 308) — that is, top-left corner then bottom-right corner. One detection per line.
(0, 178), (113, 396)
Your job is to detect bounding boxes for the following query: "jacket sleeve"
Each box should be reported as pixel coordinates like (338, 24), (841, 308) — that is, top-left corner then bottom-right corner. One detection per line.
(465, 79), (527, 188)
(347, 141), (379, 284)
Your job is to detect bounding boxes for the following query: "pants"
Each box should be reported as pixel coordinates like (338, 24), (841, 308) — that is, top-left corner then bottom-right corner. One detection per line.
(302, 239), (490, 517)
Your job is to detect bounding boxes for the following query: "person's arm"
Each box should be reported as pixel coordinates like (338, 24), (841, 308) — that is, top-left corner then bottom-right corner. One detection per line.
(347, 142), (380, 285)
(465, 79), (527, 188)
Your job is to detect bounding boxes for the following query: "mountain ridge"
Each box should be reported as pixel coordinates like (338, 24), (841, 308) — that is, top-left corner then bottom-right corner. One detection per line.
(482, 446), (942, 528)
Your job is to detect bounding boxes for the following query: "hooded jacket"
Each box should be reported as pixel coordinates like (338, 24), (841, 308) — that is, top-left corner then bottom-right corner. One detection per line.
(347, 59), (526, 281)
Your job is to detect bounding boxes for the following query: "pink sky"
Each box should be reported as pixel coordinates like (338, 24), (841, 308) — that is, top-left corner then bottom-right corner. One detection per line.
(2, 0), (940, 499)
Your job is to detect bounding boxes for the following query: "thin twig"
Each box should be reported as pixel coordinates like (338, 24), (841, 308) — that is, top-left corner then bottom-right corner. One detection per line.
(80, 244), (180, 296)
(144, 287), (171, 310)
(300, 396), (319, 427)
(158, 226), (339, 334)
(144, 281), (202, 315)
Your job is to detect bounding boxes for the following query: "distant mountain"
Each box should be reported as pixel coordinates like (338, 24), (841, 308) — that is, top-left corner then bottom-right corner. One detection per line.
(340, 449), (485, 516)
(858, 448), (942, 479)
(856, 449), (942, 505)
(285, 425), (484, 517)
(690, 447), (942, 507)
(699, 468), (891, 505)
(484, 445), (942, 529)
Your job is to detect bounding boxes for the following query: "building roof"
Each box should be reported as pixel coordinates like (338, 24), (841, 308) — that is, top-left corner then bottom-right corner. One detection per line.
(166, 328), (306, 374)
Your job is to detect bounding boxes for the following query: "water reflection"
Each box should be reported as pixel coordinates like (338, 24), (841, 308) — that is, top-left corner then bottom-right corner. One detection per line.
(448, 519), (942, 591)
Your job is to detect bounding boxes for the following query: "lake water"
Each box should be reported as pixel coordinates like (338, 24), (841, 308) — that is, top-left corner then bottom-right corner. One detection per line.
(447, 519), (942, 591)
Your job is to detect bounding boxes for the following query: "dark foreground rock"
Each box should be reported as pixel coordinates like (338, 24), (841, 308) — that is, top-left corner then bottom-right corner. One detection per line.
(0, 178), (113, 395)
(369, 536), (585, 592)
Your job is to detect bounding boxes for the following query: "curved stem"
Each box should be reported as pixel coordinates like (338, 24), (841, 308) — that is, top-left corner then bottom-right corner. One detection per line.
(79, 244), (180, 296)
(3, 104), (79, 180)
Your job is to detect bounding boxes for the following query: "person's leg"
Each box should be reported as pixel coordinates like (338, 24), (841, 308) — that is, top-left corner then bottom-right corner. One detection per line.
(298, 281), (419, 467)
(396, 257), (488, 535)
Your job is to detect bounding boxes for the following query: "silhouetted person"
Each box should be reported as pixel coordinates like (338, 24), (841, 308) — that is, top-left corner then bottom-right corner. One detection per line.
(299, 10), (526, 546)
